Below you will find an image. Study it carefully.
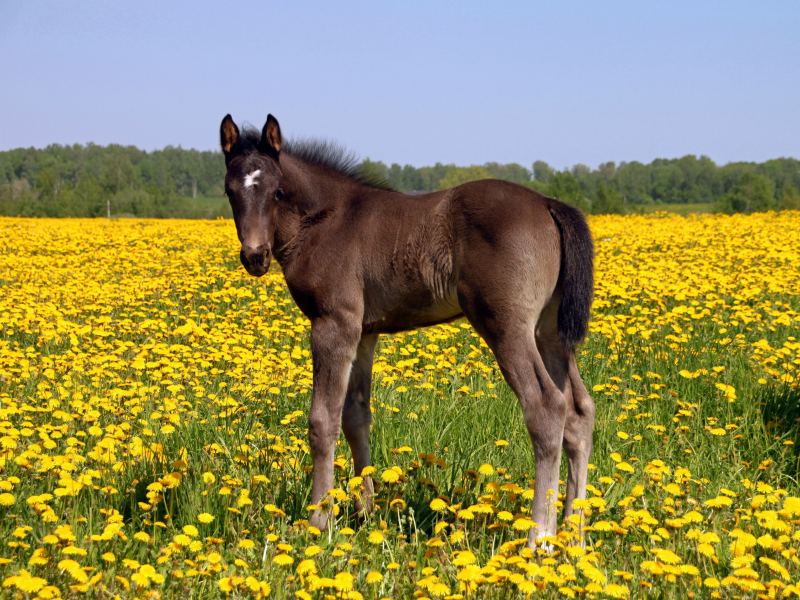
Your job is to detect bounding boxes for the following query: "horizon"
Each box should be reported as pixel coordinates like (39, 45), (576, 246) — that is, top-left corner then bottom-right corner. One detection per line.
(2, 139), (798, 173)
(1, 1), (798, 171)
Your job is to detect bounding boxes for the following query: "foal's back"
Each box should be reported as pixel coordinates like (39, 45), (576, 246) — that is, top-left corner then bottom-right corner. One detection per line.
(341, 180), (562, 335)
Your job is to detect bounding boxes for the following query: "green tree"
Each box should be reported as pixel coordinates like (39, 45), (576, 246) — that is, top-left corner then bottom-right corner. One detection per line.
(592, 181), (625, 215)
(598, 161), (615, 182)
(483, 162), (531, 185)
(778, 184), (799, 211)
(101, 150), (135, 195)
(73, 172), (104, 216)
(110, 189), (154, 217)
(533, 160), (553, 184)
(547, 171), (590, 212)
(437, 165), (493, 190)
(36, 167), (62, 203)
(716, 173), (775, 214)
(359, 158), (391, 187)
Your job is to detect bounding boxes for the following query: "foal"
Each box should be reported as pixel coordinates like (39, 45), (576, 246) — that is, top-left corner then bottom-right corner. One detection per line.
(220, 114), (595, 546)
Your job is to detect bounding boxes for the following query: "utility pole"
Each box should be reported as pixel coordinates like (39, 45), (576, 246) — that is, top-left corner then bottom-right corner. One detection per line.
(107, 198), (110, 219)
(192, 180), (197, 198)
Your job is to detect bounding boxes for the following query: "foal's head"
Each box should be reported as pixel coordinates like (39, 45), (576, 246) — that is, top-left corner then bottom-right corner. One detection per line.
(220, 114), (284, 277)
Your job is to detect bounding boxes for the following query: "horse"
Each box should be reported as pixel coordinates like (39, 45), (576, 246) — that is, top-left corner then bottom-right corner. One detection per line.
(219, 113), (595, 547)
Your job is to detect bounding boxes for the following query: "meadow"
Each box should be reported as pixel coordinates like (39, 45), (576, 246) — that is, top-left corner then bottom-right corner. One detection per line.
(0, 212), (799, 600)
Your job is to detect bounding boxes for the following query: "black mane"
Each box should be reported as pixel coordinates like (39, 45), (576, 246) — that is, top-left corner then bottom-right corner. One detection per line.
(238, 125), (394, 191)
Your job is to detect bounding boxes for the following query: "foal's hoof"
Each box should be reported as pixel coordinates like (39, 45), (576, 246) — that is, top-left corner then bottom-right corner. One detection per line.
(528, 539), (555, 556)
(528, 531), (557, 556)
(353, 497), (373, 516)
(309, 509), (331, 532)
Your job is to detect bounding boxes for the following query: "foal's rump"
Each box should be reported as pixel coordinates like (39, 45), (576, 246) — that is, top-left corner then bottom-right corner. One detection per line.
(450, 180), (573, 316)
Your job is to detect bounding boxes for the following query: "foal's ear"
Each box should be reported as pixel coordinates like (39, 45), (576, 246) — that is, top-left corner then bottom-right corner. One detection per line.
(220, 114), (239, 154)
(259, 114), (283, 156)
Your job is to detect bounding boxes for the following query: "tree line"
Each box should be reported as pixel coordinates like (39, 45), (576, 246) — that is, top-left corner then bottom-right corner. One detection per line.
(0, 143), (227, 218)
(364, 155), (800, 215)
(1, 142), (797, 218)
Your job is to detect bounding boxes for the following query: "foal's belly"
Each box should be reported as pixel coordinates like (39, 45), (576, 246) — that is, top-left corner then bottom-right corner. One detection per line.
(362, 291), (463, 335)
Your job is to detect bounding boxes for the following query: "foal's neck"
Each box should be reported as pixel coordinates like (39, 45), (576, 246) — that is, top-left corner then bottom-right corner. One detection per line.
(281, 154), (362, 214)
(271, 155), (366, 265)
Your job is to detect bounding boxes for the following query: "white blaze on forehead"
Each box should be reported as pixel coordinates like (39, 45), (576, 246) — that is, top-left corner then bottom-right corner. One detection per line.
(243, 169), (261, 188)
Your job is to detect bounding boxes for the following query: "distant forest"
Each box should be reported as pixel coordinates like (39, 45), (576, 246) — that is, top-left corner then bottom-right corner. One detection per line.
(1, 142), (798, 218)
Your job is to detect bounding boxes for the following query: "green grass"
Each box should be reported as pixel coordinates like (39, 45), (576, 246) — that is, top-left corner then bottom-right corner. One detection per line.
(636, 203), (714, 216)
(184, 196), (232, 219)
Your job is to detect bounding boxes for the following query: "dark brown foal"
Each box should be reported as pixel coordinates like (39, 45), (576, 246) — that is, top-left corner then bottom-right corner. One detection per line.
(219, 114), (595, 546)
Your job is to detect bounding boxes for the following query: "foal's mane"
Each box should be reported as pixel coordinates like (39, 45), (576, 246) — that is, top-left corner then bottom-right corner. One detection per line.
(239, 125), (394, 191)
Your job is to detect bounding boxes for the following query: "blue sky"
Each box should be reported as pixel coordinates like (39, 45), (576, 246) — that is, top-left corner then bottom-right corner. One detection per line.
(1, 1), (797, 169)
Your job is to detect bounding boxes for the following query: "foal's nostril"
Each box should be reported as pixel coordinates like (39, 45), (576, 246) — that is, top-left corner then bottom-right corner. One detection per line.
(240, 244), (270, 273)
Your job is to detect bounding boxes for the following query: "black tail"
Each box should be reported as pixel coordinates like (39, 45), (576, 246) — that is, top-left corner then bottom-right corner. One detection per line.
(548, 200), (594, 354)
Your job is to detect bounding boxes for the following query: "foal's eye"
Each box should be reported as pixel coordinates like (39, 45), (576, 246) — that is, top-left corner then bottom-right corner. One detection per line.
(275, 188), (284, 201)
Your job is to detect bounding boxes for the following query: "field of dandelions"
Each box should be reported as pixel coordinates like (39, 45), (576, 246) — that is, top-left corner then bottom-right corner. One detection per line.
(1, 212), (799, 600)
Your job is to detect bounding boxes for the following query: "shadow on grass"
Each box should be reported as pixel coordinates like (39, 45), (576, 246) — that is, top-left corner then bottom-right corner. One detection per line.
(759, 384), (800, 478)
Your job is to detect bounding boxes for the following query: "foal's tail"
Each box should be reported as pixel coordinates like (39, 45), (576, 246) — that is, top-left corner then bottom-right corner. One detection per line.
(547, 200), (594, 354)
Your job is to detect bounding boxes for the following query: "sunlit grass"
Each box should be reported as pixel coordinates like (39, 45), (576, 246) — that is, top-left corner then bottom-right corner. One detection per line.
(0, 212), (799, 599)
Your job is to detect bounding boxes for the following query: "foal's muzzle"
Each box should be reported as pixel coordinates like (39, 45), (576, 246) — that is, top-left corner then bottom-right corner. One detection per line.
(240, 244), (271, 277)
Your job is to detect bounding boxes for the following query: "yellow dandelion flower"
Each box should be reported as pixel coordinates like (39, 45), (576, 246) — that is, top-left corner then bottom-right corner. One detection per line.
(296, 559), (317, 575)
(450, 530), (466, 544)
(452, 551), (476, 566)
(697, 543), (716, 557)
(704, 496), (733, 509)
(381, 469), (399, 484)
(429, 497), (447, 511)
(457, 565), (482, 582)
(603, 583), (630, 599)
(366, 571), (383, 584)
(197, 513), (215, 523)
(368, 531), (385, 545)
(273, 553), (293, 566)
(218, 577), (233, 593)
(652, 548), (681, 564)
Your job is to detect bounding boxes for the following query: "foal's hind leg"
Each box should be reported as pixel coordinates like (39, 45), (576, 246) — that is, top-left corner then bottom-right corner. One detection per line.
(459, 295), (567, 545)
(341, 334), (378, 515)
(536, 306), (594, 542)
(495, 330), (566, 544)
(562, 355), (595, 526)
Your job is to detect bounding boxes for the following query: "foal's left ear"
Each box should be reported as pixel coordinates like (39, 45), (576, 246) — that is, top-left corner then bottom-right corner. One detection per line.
(259, 114), (283, 156)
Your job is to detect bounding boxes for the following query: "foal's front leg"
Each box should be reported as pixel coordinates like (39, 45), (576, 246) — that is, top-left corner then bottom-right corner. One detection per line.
(307, 317), (362, 531)
(341, 334), (379, 515)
